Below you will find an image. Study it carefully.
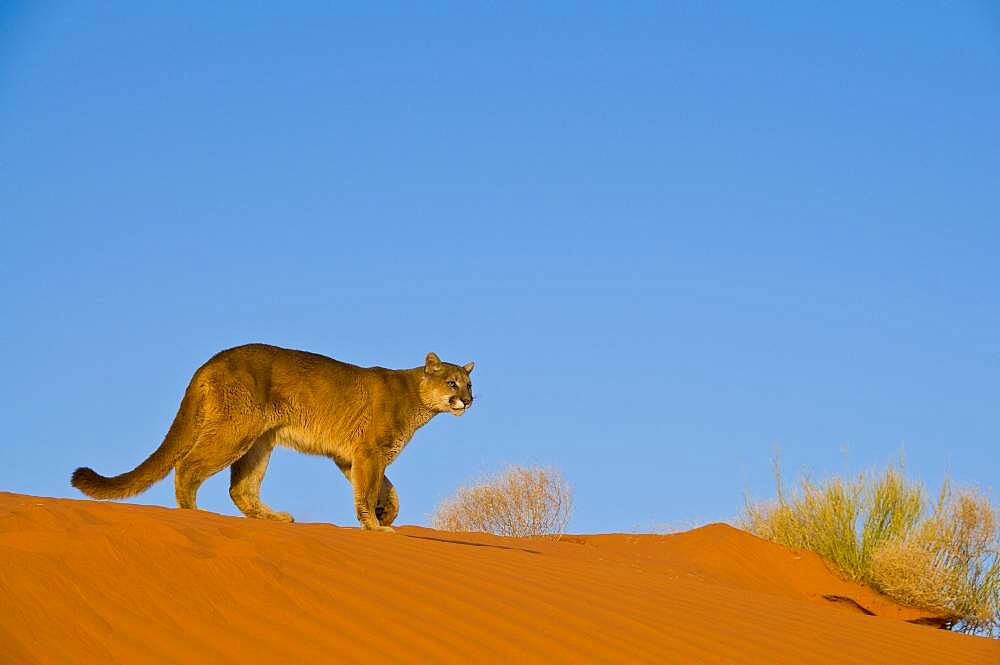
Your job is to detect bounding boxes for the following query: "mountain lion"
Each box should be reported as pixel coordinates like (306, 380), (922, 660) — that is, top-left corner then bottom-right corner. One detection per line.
(71, 344), (474, 532)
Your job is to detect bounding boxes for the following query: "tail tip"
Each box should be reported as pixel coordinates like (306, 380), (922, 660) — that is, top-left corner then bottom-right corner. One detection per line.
(71, 467), (98, 491)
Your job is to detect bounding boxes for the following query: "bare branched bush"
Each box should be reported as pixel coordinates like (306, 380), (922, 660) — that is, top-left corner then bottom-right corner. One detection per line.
(431, 465), (572, 538)
(741, 457), (999, 636)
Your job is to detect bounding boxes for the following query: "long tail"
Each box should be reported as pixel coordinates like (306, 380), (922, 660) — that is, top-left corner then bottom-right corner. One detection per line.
(71, 385), (201, 500)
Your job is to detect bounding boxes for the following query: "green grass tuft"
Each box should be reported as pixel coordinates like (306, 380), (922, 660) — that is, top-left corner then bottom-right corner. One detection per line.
(741, 457), (998, 636)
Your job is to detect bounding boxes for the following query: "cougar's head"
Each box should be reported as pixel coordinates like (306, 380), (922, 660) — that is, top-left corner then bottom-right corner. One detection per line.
(420, 352), (475, 416)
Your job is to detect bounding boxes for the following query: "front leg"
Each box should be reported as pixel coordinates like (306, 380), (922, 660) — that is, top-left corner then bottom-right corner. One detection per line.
(375, 476), (399, 527)
(336, 459), (398, 527)
(350, 452), (394, 533)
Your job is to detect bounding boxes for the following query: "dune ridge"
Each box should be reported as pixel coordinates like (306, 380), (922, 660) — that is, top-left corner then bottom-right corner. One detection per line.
(0, 492), (996, 664)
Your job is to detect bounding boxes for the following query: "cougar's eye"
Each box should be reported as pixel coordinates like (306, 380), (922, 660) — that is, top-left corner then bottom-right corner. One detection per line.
(447, 380), (458, 389)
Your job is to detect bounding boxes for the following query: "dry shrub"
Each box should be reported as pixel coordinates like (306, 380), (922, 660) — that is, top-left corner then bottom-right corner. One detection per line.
(741, 458), (998, 635)
(869, 486), (999, 635)
(431, 465), (572, 538)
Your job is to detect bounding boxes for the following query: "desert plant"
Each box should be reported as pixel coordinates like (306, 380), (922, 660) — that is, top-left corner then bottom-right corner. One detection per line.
(869, 484), (999, 635)
(431, 465), (572, 538)
(741, 458), (998, 636)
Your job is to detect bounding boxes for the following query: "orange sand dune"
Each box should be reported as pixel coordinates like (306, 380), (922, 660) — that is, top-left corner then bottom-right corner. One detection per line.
(1, 492), (996, 664)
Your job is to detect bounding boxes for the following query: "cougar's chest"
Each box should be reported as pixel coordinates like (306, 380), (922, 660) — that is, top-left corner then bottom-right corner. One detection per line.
(383, 434), (413, 465)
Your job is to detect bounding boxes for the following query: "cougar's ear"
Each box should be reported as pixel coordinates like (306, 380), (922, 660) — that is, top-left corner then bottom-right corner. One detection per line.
(425, 352), (442, 373)
(463, 361), (475, 374)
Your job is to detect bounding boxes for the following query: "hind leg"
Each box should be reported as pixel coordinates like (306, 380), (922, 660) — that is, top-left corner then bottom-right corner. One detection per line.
(230, 433), (293, 522)
(174, 428), (258, 511)
(174, 460), (210, 510)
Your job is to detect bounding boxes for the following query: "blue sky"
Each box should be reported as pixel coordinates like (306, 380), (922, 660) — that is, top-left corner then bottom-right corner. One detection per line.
(2, 2), (997, 532)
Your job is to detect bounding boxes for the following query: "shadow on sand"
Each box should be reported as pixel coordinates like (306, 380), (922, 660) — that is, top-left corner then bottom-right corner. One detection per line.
(403, 533), (541, 555)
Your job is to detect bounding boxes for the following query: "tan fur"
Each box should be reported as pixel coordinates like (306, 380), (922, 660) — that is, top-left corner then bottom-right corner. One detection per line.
(71, 344), (474, 531)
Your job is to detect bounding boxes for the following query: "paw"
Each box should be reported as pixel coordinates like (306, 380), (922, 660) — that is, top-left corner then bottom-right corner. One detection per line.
(258, 510), (294, 522)
(361, 523), (395, 533)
